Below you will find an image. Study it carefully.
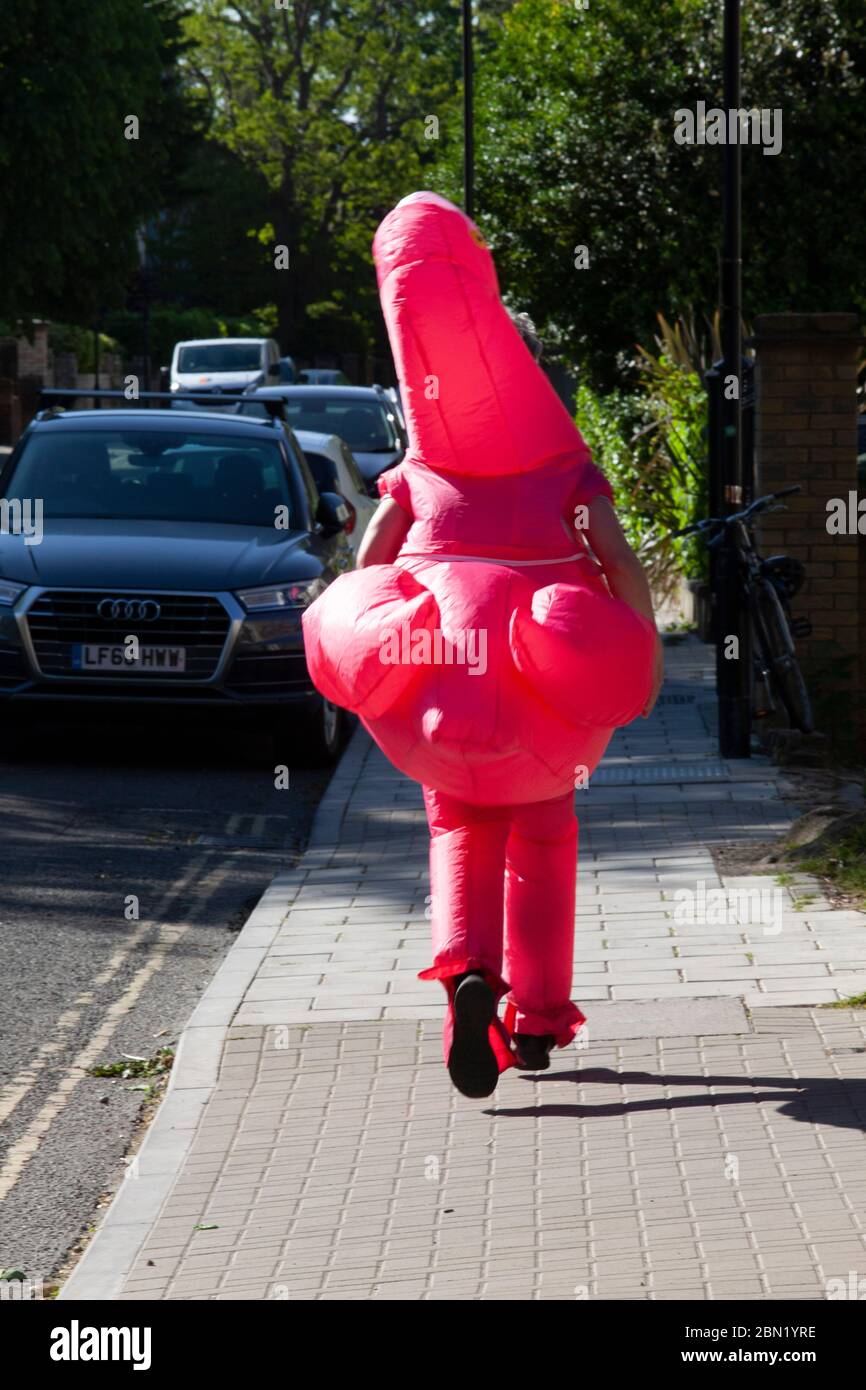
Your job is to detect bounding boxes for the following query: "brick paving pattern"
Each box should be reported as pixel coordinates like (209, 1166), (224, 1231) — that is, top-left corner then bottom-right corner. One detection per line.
(119, 1010), (866, 1301)
(108, 640), (866, 1300)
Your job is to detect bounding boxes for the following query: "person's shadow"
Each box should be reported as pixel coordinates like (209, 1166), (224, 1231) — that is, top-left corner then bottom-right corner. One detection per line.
(489, 1064), (866, 1134)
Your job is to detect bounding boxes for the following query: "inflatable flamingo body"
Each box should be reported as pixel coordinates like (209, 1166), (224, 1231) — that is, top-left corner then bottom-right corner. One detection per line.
(302, 192), (655, 805)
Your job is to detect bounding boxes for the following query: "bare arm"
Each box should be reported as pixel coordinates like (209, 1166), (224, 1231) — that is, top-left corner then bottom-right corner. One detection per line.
(357, 495), (411, 569)
(585, 495), (663, 717)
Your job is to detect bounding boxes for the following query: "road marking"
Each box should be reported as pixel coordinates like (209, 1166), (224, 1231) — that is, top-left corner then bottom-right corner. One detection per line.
(0, 919), (157, 1125)
(0, 858), (232, 1205)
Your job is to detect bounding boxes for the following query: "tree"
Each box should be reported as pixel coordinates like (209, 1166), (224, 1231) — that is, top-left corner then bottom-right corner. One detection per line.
(451, 0), (866, 386)
(146, 144), (275, 319)
(0, 0), (199, 325)
(181, 0), (513, 355)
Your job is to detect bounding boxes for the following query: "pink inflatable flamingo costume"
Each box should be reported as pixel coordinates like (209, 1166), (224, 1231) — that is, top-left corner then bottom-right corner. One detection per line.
(302, 191), (655, 1086)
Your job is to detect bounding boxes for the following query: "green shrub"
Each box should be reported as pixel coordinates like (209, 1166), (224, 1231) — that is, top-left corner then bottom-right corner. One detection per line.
(575, 312), (716, 596)
(574, 380), (645, 549)
(48, 323), (120, 374)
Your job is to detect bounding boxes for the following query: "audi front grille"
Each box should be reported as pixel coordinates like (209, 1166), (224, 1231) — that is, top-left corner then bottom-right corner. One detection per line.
(25, 590), (231, 680)
(225, 650), (310, 697)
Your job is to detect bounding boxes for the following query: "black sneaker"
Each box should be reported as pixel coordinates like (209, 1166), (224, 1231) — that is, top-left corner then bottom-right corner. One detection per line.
(448, 973), (499, 1099)
(514, 1033), (556, 1071)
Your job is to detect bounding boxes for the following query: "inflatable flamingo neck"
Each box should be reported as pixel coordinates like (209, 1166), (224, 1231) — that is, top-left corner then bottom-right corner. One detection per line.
(372, 191), (591, 479)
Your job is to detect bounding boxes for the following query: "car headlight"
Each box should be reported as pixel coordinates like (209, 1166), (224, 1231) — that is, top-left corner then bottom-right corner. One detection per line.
(0, 580), (26, 606)
(236, 579), (327, 612)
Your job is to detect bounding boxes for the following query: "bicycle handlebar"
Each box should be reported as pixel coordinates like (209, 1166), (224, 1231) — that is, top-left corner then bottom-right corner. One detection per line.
(672, 485), (801, 539)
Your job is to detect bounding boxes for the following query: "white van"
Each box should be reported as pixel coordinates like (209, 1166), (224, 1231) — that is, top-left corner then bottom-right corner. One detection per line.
(170, 338), (281, 398)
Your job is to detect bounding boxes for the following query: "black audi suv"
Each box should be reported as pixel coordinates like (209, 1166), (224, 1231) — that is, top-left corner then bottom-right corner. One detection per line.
(0, 402), (353, 761)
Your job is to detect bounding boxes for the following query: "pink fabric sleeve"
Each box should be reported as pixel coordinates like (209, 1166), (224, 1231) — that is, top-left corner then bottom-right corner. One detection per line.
(571, 456), (615, 509)
(377, 462), (413, 514)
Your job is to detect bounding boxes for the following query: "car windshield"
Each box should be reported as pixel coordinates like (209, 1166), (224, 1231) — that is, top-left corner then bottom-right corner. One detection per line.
(6, 429), (299, 528)
(284, 397), (400, 452)
(177, 343), (264, 373)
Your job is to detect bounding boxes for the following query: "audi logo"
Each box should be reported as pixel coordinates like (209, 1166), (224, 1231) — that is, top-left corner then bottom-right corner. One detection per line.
(96, 598), (162, 622)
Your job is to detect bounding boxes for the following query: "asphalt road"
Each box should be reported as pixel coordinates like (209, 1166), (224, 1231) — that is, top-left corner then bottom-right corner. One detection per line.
(0, 705), (340, 1286)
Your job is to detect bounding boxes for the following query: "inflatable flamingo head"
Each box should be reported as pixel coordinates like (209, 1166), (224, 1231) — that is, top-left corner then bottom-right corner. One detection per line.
(372, 191), (590, 478)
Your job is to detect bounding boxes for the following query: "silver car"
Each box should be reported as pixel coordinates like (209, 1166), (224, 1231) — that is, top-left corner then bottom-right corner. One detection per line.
(248, 386), (407, 497)
(294, 430), (378, 558)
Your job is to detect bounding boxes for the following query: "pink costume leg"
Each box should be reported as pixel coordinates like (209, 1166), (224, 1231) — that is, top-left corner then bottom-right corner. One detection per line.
(418, 786), (518, 1073)
(419, 785), (510, 985)
(502, 792), (585, 1048)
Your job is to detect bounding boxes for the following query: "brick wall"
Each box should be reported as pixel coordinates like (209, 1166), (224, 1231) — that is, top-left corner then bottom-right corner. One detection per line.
(15, 325), (50, 379)
(0, 326), (54, 442)
(752, 312), (864, 751)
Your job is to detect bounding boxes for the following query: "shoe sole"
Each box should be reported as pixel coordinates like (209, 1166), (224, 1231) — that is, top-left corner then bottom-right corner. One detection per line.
(514, 1035), (554, 1071)
(448, 976), (499, 1099)
(515, 1050), (552, 1072)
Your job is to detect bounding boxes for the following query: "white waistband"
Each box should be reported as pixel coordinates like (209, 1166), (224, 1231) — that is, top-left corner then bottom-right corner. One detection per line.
(399, 551), (587, 568)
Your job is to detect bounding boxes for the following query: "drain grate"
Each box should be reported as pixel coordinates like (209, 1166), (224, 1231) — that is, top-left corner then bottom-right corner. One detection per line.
(656, 692), (698, 706)
(592, 760), (731, 786)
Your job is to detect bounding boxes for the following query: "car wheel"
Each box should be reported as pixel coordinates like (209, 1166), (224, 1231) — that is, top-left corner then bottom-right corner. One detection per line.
(311, 697), (344, 763)
(271, 697), (345, 768)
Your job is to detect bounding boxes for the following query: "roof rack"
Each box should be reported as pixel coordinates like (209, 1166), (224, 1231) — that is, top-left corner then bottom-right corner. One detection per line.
(36, 388), (282, 422)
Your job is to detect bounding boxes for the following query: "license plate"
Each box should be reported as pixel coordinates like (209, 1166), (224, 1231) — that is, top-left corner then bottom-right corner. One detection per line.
(71, 644), (187, 673)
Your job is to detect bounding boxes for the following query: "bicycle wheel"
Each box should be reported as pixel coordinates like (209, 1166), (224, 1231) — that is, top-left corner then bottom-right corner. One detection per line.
(749, 578), (814, 734)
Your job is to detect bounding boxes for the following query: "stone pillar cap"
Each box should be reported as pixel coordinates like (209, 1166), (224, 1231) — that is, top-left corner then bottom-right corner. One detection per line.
(751, 312), (864, 344)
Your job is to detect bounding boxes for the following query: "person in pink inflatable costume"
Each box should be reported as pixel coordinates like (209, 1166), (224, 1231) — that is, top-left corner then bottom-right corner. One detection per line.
(302, 191), (663, 1098)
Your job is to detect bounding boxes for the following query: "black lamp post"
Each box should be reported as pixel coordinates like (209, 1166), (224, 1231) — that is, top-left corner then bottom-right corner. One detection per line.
(715, 0), (751, 757)
(136, 227), (152, 394)
(462, 0), (474, 218)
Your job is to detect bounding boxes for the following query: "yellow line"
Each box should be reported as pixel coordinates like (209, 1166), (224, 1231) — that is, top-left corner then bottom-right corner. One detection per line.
(0, 918), (155, 1125)
(0, 861), (231, 1205)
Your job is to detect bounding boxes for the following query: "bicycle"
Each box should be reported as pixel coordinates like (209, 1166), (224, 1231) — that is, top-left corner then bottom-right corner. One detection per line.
(674, 485), (814, 734)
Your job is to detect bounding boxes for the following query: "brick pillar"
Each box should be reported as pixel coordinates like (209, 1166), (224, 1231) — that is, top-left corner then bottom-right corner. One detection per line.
(752, 312), (864, 752)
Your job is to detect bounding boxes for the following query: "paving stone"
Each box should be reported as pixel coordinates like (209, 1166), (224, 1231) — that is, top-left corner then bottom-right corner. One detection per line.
(114, 1005), (866, 1303)
(101, 642), (866, 1304)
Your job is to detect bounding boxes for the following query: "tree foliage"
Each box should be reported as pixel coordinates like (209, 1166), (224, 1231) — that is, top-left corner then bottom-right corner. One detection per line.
(459, 0), (866, 386)
(0, 0), (198, 324)
(4, 0), (863, 390)
(181, 0), (481, 352)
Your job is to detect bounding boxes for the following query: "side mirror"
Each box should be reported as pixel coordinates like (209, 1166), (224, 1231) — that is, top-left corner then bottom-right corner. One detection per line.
(267, 362), (280, 379)
(316, 490), (350, 536)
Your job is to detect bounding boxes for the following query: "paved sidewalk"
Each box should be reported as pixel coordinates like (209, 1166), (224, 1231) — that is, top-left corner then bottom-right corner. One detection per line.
(61, 640), (866, 1300)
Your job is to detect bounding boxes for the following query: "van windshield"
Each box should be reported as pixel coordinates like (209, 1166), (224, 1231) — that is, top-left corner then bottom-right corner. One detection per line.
(177, 343), (264, 373)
